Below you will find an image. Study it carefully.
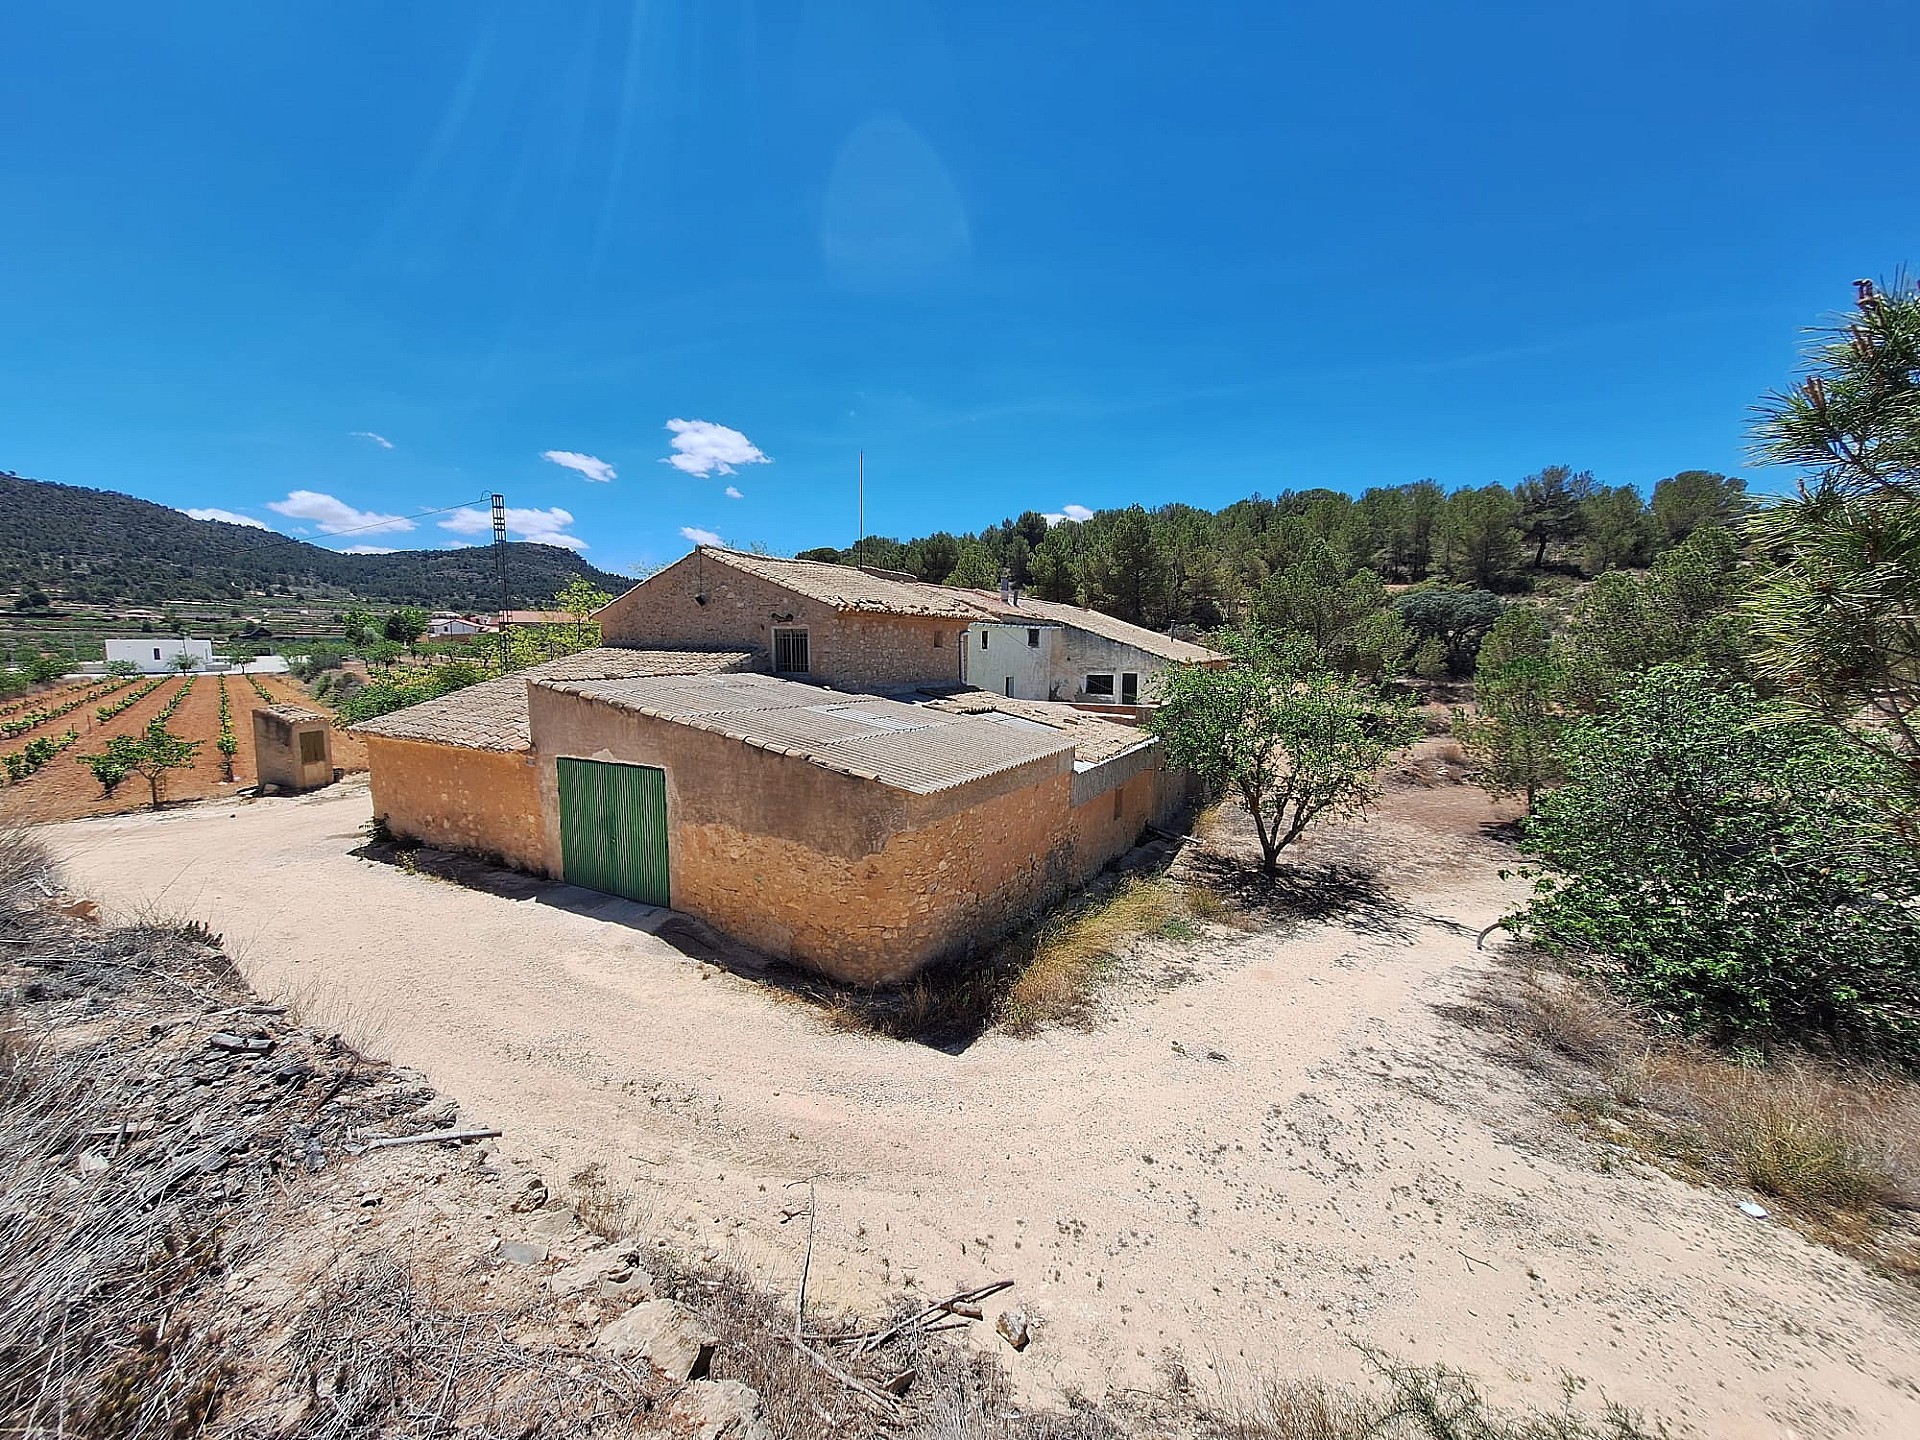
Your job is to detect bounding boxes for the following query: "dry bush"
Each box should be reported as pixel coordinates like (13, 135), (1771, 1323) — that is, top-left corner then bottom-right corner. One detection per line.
(999, 877), (1193, 1035)
(815, 875), (1217, 1044)
(569, 1161), (656, 1242)
(644, 1249), (1123, 1440)
(1644, 1054), (1920, 1215)
(1204, 1353), (1663, 1440)
(1467, 952), (1920, 1271)
(273, 975), (396, 1063)
(269, 1253), (659, 1439)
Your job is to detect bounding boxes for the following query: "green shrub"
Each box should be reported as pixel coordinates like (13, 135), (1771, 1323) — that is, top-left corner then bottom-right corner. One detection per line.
(334, 661), (486, 724)
(1517, 665), (1920, 1061)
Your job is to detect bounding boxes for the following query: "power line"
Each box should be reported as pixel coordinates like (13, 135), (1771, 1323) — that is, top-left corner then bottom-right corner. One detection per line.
(316, 496), (492, 540)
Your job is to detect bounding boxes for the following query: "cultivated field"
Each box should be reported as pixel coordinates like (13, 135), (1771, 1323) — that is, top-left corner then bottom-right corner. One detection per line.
(0, 672), (364, 825)
(41, 768), (1920, 1437)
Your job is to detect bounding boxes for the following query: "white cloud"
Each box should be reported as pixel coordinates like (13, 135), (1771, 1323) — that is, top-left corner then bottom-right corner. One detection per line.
(439, 504), (587, 551)
(1043, 503), (1094, 526)
(350, 431), (394, 449)
(661, 419), (770, 478)
(335, 545), (398, 555)
(680, 526), (724, 547)
(542, 449), (616, 483)
(266, 490), (416, 535)
(724, 486), (743, 499)
(185, 507), (269, 529)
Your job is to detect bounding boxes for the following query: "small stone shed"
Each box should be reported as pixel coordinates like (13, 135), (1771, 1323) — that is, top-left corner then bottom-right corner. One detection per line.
(253, 705), (333, 792)
(357, 649), (1189, 984)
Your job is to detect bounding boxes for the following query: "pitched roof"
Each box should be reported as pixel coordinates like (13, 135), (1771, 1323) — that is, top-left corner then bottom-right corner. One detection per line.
(949, 590), (1224, 663)
(352, 648), (754, 752)
(916, 692), (1153, 766)
(627, 547), (1223, 663)
(692, 548), (983, 618)
(537, 672), (1072, 795)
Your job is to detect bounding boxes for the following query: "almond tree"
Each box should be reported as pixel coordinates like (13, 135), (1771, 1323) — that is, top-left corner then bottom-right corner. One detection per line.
(1150, 631), (1420, 873)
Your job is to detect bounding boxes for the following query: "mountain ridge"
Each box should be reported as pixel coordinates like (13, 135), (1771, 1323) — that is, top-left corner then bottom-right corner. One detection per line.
(0, 471), (630, 609)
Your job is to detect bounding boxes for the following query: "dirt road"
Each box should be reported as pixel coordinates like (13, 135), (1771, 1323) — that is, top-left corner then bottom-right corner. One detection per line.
(41, 779), (1920, 1437)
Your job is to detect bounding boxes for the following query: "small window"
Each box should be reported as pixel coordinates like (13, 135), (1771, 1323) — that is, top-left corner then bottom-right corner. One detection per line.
(1084, 673), (1115, 697)
(1121, 673), (1139, 704)
(1004, 677), (1014, 697)
(932, 631), (943, 649)
(1027, 628), (1040, 648)
(980, 630), (989, 649)
(298, 730), (326, 765)
(773, 627), (810, 674)
(152, 648), (162, 661)
(1112, 786), (1124, 821)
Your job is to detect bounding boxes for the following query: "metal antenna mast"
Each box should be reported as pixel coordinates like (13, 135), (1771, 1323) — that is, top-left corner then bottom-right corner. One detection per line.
(492, 493), (509, 672)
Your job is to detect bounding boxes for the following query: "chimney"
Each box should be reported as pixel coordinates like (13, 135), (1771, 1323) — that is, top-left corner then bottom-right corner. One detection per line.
(998, 569), (1013, 605)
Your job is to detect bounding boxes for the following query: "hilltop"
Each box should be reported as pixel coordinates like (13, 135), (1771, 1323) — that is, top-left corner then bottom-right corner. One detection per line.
(0, 471), (628, 610)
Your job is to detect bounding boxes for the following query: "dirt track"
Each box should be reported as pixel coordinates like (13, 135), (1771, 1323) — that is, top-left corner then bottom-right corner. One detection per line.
(40, 776), (1920, 1438)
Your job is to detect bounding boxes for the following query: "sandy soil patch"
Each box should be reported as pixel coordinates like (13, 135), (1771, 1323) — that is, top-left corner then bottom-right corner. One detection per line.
(40, 776), (1920, 1438)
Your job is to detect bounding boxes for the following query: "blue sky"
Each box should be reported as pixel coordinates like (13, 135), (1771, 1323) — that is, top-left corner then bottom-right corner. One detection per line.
(2, 2), (1914, 577)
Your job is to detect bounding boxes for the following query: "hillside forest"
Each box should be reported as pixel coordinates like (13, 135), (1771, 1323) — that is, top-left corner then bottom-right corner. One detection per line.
(799, 467), (1745, 680)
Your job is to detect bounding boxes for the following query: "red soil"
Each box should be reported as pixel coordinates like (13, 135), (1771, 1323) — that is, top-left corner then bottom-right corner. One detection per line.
(0, 673), (366, 826)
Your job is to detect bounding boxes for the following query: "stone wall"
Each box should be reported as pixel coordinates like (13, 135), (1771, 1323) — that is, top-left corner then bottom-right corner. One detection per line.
(365, 736), (547, 874)
(527, 685), (1076, 985)
(598, 554), (963, 691)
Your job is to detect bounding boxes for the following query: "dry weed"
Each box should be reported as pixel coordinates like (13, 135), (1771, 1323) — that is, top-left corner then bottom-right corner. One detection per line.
(1467, 952), (1920, 1274)
(1202, 1351), (1662, 1439)
(569, 1161), (656, 1241)
(999, 876), (1194, 1035)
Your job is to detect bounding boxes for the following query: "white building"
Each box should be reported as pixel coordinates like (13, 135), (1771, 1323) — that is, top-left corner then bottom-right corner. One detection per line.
(429, 615), (485, 637)
(104, 636), (216, 674)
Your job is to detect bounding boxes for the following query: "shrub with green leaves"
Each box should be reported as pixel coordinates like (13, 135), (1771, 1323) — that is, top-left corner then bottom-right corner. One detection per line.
(77, 734), (142, 797)
(1517, 665), (1920, 1061)
(1150, 629), (1422, 872)
(334, 661), (488, 724)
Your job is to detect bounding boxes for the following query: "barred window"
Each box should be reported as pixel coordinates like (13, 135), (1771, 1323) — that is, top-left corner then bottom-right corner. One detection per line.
(772, 627), (810, 674)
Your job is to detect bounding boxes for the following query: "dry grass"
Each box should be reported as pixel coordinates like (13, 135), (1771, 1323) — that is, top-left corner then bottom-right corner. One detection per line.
(999, 876), (1195, 1035)
(568, 1160), (656, 1242)
(1199, 1351), (1663, 1440)
(814, 874), (1231, 1045)
(1466, 958), (1920, 1275)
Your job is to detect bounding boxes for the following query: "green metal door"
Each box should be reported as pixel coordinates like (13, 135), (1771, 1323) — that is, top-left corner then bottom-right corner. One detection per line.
(556, 759), (670, 906)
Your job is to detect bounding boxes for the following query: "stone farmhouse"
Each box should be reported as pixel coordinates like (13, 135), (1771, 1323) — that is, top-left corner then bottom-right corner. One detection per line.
(597, 546), (1222, 704)
(355, 548), (1223, 985)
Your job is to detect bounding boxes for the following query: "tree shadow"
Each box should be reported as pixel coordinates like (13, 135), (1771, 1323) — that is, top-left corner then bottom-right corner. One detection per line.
(1175, 849), (1412, 940)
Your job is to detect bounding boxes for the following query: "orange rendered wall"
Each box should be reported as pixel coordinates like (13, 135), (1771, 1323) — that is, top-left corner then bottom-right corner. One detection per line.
(365, 735), (547, 875)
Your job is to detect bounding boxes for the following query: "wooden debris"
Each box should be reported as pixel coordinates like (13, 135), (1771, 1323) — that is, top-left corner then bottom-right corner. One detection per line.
(788, 1340), (900, 1415)
(208, 1032), (274, 1054)
(854, 1279), (1013, 1356)
(363, 1126), (501, 1151)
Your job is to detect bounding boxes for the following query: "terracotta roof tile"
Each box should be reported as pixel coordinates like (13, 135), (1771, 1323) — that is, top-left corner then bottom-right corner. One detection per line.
(352, 648), (755, 752)
(694, 548), (985, 618)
